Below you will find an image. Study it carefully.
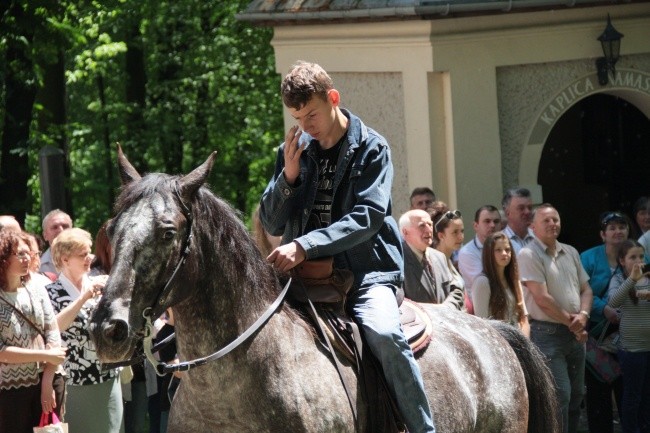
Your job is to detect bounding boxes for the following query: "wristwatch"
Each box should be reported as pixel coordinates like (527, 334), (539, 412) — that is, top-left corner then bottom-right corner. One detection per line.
(579, 310), (590, 319)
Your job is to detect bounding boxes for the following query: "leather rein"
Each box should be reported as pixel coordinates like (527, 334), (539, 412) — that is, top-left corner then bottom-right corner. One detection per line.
(106, 185), (290, 375)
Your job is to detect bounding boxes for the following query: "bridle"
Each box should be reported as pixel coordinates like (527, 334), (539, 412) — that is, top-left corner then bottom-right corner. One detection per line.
(109, 184), (291, 375)
(143, 184), (194, 322)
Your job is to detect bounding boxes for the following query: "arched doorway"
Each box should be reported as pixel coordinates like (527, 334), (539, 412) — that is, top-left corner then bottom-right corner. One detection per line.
(538, 94), (650, 252)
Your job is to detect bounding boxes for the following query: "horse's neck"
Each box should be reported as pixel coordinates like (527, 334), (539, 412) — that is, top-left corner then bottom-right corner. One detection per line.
(172, 277), (313, 365)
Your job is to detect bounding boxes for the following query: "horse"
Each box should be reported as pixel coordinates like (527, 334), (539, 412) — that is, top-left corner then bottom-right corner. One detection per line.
(89, 148), (560, 433)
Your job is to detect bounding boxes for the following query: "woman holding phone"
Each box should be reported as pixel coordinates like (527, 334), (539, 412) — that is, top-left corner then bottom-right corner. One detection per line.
(46, 228), (123, 433)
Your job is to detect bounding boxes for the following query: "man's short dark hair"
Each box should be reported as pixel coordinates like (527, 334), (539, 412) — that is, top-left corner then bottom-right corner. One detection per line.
(409, 187), (436, 201)
(281, 61), (333, 110)
(501, 187), (531, 210)
(474, 205), (499, 223)
(531, 203), (556, 221)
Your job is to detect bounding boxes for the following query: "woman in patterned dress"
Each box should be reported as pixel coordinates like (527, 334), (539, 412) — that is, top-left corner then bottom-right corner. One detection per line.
(46, 228), (123, 433)
(0, 231), (66, 433)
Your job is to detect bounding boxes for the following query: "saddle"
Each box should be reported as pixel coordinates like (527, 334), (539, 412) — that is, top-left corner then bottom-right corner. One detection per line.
(289, 273), (433, 433)
(316, 299), (433, 364)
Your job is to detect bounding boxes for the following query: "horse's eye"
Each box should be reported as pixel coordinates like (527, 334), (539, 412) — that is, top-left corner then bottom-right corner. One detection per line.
(163, 230), (176, 240)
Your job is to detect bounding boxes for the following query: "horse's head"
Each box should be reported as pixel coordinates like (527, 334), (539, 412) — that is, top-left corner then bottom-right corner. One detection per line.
(89, 146), (216, 362)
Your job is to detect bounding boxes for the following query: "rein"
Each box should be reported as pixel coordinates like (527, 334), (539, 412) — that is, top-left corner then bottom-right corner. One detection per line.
(115, 184), (291, 375)
(142, 278), (291, 375)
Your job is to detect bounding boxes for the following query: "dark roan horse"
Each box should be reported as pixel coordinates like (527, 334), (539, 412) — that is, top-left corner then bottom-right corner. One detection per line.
(90, 148), (560, 433)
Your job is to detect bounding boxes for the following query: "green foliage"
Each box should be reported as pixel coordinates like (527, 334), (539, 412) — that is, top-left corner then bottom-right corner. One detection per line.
(3, 0), (282, 236)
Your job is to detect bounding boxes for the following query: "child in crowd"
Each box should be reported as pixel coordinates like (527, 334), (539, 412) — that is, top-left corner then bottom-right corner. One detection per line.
(607, 239), (650, 433)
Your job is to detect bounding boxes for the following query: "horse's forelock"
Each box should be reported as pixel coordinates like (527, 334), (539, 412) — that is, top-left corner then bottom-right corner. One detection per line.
(114, 173), (176, 216)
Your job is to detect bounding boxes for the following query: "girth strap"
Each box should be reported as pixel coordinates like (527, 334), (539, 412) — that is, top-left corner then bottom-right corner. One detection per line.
(298, 282), (359, 431)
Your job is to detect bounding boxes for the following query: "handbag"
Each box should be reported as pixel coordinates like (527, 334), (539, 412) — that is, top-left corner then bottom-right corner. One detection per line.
(585, 319), (621, 383)
(289, 257), (354, 304)
(33, 412), (68, 433)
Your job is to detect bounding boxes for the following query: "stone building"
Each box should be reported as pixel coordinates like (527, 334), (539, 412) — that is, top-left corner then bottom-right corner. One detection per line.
(239, 1), (650, 249)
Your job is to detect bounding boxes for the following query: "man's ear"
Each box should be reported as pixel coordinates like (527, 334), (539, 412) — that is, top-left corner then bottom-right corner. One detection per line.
(327, 89), (340, 106)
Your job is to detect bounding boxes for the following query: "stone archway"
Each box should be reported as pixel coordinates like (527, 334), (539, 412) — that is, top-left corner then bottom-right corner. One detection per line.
(520, 69), (650, 188)
(519, 69), (650, 250)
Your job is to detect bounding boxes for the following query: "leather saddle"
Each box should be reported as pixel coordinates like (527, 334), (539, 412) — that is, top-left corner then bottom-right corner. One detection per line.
(296, 296), (433, 433)
(315, 298), (433, 364)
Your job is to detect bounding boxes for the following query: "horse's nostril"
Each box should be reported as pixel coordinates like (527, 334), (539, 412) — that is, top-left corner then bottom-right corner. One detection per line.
(104, 319), (129, 343)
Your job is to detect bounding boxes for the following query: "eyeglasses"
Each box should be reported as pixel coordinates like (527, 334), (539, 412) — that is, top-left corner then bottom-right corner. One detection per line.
(71, 252), (93, 261)
(13, 252), (31, 261)
(434, 210), (462, 232)
(601, 212), (626, 227)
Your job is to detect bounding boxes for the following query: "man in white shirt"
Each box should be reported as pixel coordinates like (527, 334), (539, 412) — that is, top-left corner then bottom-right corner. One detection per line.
(502, 187), (535, 254)
(458, 205), (501, 297)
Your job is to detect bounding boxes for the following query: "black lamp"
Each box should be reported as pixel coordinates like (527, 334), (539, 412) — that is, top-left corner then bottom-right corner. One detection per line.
(596, 14), (624, 86)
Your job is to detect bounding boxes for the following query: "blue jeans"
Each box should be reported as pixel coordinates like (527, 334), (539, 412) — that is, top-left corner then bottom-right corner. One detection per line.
(347, 284), (435, 433)
(617, 350), (650, 433)
(530, 320), (585, 433)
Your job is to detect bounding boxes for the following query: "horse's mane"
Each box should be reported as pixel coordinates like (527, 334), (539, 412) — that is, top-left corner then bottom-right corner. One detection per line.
(114, 173), (280, 306)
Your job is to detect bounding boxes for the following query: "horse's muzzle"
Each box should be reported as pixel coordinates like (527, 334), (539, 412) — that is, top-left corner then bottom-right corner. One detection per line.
(102, 318), (130, 343)
(89, 298), (137, 363)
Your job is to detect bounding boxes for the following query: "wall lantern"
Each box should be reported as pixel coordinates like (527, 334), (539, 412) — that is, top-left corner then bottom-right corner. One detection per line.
(596, 14), (624, 86)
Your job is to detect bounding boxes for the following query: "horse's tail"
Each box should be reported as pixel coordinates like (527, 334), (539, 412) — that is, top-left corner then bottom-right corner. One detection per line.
(489, 321), (561, 433)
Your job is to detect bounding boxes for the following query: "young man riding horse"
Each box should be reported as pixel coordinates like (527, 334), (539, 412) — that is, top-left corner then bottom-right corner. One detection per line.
(259, 61), (436, 433)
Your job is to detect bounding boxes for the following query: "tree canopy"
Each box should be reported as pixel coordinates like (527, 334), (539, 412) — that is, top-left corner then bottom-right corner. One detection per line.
(0, 0), (282, 236)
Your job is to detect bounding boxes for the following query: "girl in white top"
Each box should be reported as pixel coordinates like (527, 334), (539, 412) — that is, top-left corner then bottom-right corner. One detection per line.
(471, 231), (530, 336)
(432, 208), (466, 295)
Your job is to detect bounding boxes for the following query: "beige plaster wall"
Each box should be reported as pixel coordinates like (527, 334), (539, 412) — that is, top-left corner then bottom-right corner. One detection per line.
(270, 2), (650, 233)
(332, 72), (409, 213)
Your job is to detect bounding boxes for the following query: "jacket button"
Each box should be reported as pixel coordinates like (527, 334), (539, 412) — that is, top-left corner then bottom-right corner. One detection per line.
(282, 188), (291, 196)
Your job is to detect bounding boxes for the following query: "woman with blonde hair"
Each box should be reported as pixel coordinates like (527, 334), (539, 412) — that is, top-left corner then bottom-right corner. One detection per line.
(471, 231), (530, 336)
(46, 228), (123, 433)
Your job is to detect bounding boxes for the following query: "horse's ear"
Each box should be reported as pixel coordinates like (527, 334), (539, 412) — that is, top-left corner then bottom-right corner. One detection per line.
(179, 151), (218, 200)
(117, 143), (142, 185)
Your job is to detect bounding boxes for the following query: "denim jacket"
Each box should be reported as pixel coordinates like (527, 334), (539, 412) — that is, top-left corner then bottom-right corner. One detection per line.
(259, 109), (403, 289)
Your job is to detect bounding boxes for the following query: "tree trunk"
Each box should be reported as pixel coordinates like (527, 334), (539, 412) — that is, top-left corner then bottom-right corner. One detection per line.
(124, 20), (148, 173)
(0, 7), (37, 225)
(35, 49), (73, 217)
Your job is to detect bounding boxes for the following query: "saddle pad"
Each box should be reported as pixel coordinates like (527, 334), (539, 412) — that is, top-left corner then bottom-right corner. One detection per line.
(400, 298), (433, 355)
